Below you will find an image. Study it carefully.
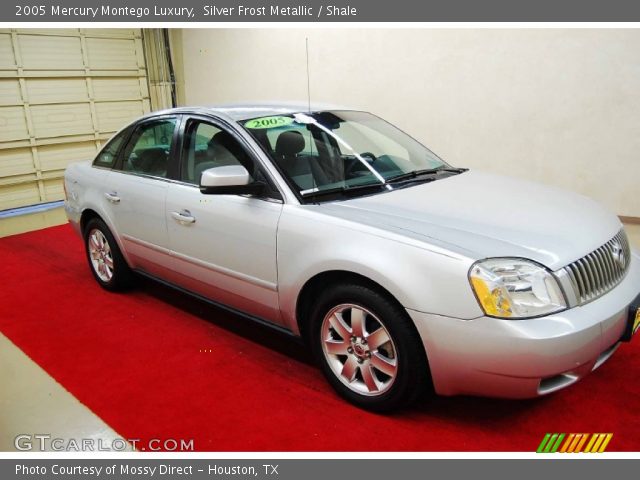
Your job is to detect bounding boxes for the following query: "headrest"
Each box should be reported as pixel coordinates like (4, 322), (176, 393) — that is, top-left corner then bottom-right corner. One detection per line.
(275, 130), (305, 158)
(134, 147), (167, 171)
(137, 147), (166, 160)
(209, 130), (235, 150)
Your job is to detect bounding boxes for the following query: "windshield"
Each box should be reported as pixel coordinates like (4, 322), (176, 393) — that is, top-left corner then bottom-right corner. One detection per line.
(242, 110), (450, 199)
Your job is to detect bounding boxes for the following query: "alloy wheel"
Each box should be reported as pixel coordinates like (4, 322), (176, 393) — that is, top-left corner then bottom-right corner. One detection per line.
(88, 228), (114, 282)
(320, 303), (398, 396)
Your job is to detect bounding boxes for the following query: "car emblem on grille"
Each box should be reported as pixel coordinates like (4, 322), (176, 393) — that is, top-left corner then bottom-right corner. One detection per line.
(611, 241), (626, 268)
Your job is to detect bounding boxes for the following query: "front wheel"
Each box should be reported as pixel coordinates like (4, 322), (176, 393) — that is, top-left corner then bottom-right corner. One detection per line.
(84, 217), (133, 291)
(310, 283), (430, 412)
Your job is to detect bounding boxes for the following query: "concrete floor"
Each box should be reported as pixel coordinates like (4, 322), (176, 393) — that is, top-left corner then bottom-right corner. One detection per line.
(0, 209), (128, 451)
(0, 207), (639, 451)
(0, 333), (127, 451)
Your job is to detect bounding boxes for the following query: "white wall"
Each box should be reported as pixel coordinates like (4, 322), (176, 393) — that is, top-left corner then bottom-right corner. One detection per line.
(178, 29), (640, 217)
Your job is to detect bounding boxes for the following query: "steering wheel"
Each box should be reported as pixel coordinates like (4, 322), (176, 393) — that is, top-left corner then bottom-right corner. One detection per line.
(345, 152), (378, 178)
(359, 152), (378, 164)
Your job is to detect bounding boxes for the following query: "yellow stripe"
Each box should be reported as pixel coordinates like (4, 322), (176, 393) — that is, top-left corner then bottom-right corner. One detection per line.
(574, 434), (589, 453)
(559, 434), (575, 453)
(598, 434), (613, 453)
(568, 434), (582, 453)
(590, 434), (606, 453)
(584, 434), (597, 452)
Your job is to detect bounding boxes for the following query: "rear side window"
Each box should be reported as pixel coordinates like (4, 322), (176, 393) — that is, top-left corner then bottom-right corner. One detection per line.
(93, 129), (129, 168)
(119, 118), (177, 178)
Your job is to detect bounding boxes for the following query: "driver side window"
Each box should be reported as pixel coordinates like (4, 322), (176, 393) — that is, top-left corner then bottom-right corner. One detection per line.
(181, 121), (255, 185)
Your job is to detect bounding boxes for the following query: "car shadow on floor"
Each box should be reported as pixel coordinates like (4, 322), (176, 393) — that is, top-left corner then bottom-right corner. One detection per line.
(410, 393), (548, 422)
(137, 274), (551, 422)
(137, 275), (314, 365)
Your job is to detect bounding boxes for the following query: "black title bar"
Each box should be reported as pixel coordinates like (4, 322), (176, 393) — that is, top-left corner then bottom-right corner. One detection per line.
(4, 459), (640, 480)
(4, 0), (640, 22)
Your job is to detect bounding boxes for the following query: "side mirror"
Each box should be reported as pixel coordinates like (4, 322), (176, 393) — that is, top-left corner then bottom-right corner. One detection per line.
(199, 165), (265, 195)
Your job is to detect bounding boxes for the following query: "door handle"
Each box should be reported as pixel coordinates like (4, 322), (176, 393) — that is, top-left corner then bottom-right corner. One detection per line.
(171, 210), (196, 225)
(104, 192), (120, 204)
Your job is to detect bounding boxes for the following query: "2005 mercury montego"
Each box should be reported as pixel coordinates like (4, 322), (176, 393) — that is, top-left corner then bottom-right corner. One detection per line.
(64, 104), (640, 411)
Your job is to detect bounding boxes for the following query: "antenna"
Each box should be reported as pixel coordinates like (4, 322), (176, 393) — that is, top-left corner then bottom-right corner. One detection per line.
(304, 37), (315, 189)
(305, 37), (311, 113)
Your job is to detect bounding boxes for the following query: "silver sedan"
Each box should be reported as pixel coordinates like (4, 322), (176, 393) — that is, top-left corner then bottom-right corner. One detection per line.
(64, 104), (640, 411)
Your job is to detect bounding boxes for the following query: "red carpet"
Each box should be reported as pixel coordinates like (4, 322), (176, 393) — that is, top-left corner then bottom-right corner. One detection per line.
(1, 224), (639, 451)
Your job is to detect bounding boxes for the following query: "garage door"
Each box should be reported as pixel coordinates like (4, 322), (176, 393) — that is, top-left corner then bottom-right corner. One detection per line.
(0, 29), (152, 211)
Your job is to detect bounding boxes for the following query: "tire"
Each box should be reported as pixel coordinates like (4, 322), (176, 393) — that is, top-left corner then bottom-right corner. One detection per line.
(83, 217), (134, 291)
(310, 282), (430, 412)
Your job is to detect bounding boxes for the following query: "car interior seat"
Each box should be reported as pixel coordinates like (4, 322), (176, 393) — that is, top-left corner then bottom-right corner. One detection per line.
(193, 131), (255, 184)
(274, 130), (315, 189)
(132, 147), (168, 177)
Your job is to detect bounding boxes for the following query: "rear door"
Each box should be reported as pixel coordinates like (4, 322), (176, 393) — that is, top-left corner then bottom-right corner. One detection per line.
(102, 115), (180, 277)
(164, 116), (284, 324)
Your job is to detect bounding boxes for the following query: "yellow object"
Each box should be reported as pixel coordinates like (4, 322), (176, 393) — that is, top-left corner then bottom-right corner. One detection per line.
(555, 433), (613, 453)
(597, 433), (613, 453)
(583, 433), (598, 453)
(470, 276), (512, 317)
(574, 433), (589, 453)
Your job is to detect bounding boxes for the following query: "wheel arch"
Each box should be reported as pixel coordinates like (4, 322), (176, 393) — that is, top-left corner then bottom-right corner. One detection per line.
(79, 207), (132, 268)
(80, 208), (101, 234)
(295, 269), (407, 344)
(297, 269), (435, 407)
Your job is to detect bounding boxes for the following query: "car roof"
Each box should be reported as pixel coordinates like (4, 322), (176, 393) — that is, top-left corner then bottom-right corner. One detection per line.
(145, 102), (352, 122)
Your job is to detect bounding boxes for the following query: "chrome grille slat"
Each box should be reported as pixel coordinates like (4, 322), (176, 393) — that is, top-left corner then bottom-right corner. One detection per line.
(591, 252), (606, 294)
(621, 233), (631, 265)
(608, 237), (621, 278)
(560, 229), (631, 305)
(601, 246), (614, 284)
(572, 262), (586, 299)
(579, 258), (595, 299)
(596, 248), (612, 286)
(586, 253), (599, 295)
(566, 265), (582, 298)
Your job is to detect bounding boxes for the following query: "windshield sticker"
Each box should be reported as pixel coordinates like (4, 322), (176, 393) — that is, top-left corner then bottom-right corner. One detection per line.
(244, 116), (294, 129)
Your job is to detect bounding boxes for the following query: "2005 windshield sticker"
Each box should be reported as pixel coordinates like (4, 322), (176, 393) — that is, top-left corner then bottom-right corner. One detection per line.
(245, 116), (295, 129)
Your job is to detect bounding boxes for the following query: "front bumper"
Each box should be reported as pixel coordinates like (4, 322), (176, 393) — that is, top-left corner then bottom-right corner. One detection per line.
(408, 250), (640, 398)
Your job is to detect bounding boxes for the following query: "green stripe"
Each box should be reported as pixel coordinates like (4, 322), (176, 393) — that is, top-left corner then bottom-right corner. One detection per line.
(550, 433), (565, 453)
(537, 433), (552, 453)
(543, 433), (559, 453)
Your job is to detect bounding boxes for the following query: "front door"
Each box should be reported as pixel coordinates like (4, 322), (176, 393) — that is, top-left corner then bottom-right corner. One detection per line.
(165, 118), (284, 324)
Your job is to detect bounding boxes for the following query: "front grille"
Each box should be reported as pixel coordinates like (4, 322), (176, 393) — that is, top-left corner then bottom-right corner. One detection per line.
(561, 229), (631, 305)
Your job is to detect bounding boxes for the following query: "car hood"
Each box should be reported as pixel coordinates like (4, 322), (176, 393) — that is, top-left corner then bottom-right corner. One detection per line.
(315, 170), (622, 270)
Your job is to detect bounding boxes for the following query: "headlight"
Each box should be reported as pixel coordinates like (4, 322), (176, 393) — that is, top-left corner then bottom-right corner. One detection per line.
(469, 258), (567, 319)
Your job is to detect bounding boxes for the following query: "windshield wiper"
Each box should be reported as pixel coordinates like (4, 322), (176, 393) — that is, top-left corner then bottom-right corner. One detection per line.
(301, 182), (387, 201)
(386, 167), (467, 184)
(301, 167), (468, 201)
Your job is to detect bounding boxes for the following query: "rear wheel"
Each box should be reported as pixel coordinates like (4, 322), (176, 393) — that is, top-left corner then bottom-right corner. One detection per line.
(84, 217), (133, 291)
(310, 283), (430, 412)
